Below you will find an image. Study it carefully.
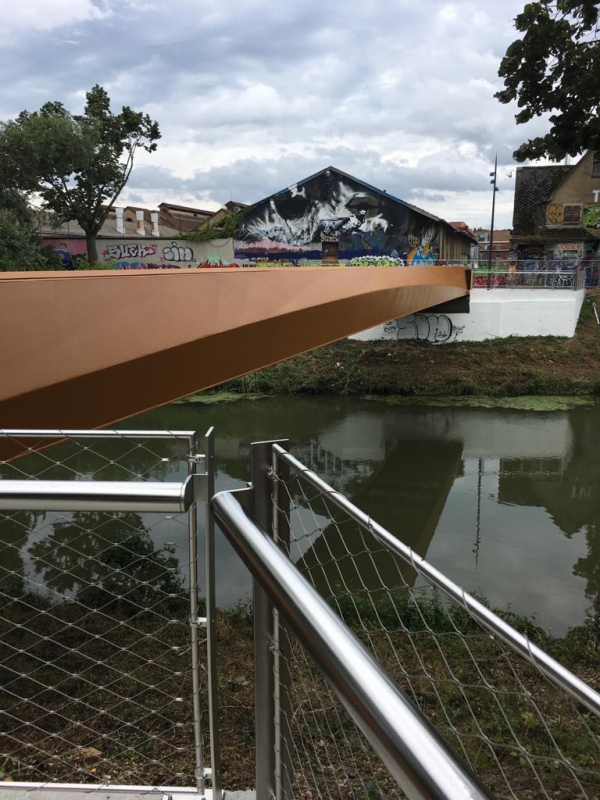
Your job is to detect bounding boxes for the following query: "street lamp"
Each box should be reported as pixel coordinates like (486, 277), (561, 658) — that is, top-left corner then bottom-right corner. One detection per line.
(487, 154), (499, 288)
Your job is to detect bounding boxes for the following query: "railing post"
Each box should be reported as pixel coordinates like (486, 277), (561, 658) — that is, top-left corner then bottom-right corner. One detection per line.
(204, 427), (222, 799)
(251, 439), (290, 800)
(187, 432), (205, 795)
(272, 446), (293, 800)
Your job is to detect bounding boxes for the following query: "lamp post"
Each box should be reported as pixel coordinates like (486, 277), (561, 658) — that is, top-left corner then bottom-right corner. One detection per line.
(487, 154), (499, 288)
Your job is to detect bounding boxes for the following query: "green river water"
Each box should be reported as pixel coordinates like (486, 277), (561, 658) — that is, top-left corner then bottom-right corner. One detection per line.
(3, 396), (600, 635)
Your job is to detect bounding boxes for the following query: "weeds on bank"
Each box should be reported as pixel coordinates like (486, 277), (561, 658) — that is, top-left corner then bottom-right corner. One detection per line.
(3, 584), (600, 797)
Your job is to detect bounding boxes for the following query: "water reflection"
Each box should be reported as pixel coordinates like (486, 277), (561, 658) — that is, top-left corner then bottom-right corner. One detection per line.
(2, 398), (600, 633)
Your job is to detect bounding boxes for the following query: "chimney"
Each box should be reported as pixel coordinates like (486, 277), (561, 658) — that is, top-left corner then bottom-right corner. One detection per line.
(136, 210), (145, 236)
(151, 211), (160, 237)
(115, 207), (124, 235)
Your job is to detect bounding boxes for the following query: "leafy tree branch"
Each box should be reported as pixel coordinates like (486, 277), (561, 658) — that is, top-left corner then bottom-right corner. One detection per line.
(496, 0), (600, 161)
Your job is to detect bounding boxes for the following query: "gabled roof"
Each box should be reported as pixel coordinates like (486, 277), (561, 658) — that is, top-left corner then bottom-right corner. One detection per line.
(247, 165), (460, 232)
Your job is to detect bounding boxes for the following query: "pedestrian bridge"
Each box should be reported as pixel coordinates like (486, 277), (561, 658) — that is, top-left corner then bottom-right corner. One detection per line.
(0, 266), (469, 432)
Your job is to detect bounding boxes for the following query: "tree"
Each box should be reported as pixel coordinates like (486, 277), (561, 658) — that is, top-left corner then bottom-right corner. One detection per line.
(0, 85), (160, 263)
(496, 0), (600, 162)
(0, 189), (62, 271)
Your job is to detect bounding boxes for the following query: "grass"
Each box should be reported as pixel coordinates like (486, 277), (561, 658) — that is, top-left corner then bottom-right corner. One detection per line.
(2, 586), (600, 798)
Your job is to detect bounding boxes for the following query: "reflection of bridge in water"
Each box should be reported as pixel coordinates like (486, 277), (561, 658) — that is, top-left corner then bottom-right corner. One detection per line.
(288, 406), (576, 594)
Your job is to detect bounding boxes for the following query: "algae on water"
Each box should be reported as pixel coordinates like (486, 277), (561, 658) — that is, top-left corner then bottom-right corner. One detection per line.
(362, 395), (599, 412)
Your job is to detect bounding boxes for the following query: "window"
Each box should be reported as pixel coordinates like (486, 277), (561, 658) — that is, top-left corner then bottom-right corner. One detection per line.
(563, 205), (582, 224)
(592, 160), (600, 176)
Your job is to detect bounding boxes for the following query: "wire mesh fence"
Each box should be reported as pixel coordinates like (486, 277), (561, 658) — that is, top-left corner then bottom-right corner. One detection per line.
(471, 269), (584, 290)
(271, 445), (600, 800)
(0, 429), (207, 789)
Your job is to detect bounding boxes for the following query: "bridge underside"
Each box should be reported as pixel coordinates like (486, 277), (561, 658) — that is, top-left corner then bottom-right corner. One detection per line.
(0, 266), (469, 434)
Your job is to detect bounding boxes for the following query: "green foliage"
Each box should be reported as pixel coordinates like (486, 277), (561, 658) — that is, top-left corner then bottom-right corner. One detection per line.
(0, 206), (63, 272)
(0, 85), (160, 262)
(496, 0), (600, 161)
(186, 209), (247, 242)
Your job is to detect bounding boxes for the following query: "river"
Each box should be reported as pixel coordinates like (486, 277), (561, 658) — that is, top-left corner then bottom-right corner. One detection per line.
(2, 396), (599, 635)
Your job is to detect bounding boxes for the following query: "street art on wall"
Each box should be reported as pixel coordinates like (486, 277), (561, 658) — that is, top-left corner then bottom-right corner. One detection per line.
(163, 242), (195, 263)
(583, 204), (600, 229)
(235, 169), (440, 263)
(102, 243), (158, 260)
(546, 204), (565, 225)
(554, 243), (584, 266)
(383, 314), (464, 344)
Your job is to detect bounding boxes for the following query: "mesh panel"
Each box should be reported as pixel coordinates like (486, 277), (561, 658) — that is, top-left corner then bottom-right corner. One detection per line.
(272, 449), (600, 800)
(0, 430), (204, 788)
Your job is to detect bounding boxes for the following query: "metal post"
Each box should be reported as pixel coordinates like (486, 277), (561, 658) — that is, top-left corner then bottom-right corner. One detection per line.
(272, 446), (292, 800)
(251, 440), (288, 800)
(187, 432), (204, 795)
(487, 153), (498, 290)
(204, 427), (222, 799)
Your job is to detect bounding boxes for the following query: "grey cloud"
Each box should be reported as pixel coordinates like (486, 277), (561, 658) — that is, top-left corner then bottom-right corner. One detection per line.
(0, 0), (550, 228)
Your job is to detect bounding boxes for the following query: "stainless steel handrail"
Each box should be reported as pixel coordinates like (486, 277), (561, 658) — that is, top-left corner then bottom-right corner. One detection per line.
(273, 444), (600, 719)
(0, 429), (196, 438)
(210, 489), (492, 800)
(0, 478), (193, 512)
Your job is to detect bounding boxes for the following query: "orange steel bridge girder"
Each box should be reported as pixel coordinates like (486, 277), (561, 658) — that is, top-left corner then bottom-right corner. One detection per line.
(0, 266), (470, 432)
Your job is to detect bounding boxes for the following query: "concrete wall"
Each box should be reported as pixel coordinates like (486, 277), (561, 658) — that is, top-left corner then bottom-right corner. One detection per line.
(351, 288), (585, 344)
(45, 237), (235, 269)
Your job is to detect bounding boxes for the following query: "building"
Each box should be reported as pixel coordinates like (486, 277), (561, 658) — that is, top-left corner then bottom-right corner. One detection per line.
(511, 151), (600, 269)
(475, 229), (511, 264)
(40, 204), (234, 269)
(234, 167), (476, 266)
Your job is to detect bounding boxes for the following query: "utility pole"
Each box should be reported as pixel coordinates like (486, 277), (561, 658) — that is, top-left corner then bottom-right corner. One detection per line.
(487, 154), (499, 289)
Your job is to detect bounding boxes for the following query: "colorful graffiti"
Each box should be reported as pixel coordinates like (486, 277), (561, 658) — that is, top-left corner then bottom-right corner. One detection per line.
(583, 204), (600, 229)
(546, 204), (565, 225)
(348, 255), (404, 266)
(235, 169), (441, 262)
(407, 245), (436, 266)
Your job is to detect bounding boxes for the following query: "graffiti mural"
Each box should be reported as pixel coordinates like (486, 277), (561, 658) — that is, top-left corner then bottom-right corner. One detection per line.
(102, 243), (158, 260)
(554, 243), (584, 268)
(383, 314), (464, 344)
(235, 168), (440, 263)
(583, 204), (600, 229)
(163, 242), (195, 263)
(546, 204), (565, 225)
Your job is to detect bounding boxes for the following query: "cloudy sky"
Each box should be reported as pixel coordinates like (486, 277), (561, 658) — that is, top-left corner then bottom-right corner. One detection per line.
(0, 0), (554, 229)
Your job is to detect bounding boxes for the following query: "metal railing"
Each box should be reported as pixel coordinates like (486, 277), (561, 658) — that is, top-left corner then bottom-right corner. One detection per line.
(256, 442), (600, 800)
(2, 431), (600, 799)
(471, 269), (586, 290)
(0, 429), (220, 798)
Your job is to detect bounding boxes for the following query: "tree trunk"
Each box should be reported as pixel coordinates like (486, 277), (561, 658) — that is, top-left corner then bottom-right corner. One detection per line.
(85, 232), (99, 266)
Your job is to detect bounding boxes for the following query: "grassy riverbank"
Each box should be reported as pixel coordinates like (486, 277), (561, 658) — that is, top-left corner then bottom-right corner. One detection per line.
(2, 591), (600, 797)
(195, 290), (600, 400)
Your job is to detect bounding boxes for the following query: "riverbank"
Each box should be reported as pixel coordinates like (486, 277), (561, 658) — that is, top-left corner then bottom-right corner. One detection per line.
(196, 290), (600, 399)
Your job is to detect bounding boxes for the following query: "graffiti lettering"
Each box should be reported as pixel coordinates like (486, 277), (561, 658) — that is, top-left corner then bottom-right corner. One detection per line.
(546, 204), (564, 225)
(385, 314), (461, 344)
(102, 243), (157, 261)
(163, 242), (195, 263)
